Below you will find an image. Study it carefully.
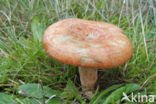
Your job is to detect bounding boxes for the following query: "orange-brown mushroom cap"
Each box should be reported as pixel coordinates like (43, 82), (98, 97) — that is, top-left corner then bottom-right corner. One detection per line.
(43, 18), (133, 68)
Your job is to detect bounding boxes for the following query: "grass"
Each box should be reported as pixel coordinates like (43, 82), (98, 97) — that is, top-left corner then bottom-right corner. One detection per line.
(0, 0), (156, 103)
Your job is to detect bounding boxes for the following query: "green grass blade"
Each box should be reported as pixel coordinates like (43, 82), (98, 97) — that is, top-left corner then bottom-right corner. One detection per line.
(103, 83), (141, 104)
(0, 39), (9, 52)
(31, 16), (46, 43)
(89, 84), (123, 104)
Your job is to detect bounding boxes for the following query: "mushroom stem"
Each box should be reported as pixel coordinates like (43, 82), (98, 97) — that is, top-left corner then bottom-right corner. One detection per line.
(79, 67), (97, 97)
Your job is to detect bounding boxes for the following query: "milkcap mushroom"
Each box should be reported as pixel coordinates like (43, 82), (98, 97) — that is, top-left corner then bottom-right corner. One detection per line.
(43, 18), (133, 98)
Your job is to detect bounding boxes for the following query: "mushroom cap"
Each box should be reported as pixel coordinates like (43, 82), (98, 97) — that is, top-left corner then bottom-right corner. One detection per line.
(43, 18), (133, 68)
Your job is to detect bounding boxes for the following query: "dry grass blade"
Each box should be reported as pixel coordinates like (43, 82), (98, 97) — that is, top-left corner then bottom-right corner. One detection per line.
(122, 63), (127, 76)
(32, 97), (42, 104)
(146, 39), (156, 42)
(39, 80), (45, 104)
(141, 73), (156, 89)
(118, 0), (125, 26)
(0, 83), (18, 87)
(138, 1), (149, 62)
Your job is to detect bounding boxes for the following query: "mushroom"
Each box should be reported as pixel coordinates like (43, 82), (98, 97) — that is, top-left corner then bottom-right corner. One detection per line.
(43, 18), (133, 98)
